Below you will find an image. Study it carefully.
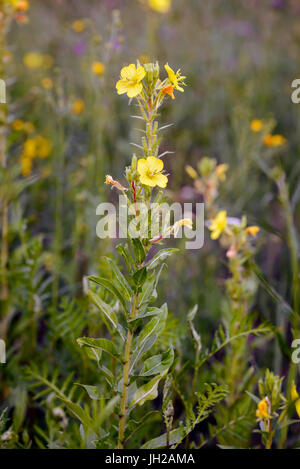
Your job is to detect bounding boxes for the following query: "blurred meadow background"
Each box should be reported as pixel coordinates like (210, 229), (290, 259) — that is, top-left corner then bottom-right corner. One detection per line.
(1, 0), (300, 449)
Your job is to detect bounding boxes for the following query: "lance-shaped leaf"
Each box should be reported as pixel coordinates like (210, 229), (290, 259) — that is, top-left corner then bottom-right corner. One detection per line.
(105, 257), (133, 301)
(116, 243), (134, 274)
(75, 384), (105, 400)
(89, 289), (125, 341)
(141, 427), (185, 449)
(130, 373), (165, 408)
(141, 348), (174, 377)
(146, 248), (179, 270)
(131, 238), (146, 264)
(132, 266), (147, 292)
(88, 276), (128, 314)
(77, 337), (124, 363)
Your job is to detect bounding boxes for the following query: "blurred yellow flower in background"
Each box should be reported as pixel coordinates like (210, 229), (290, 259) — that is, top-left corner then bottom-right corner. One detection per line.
(209, 210), (227, 240)
(116, 63), (145, 98)
(35, 136), (52, 159)
(41, 77), (53, 89)
(20, 155), (32, 177)
(185, 164), (198, 179)
(148, 0), (171, 14)
(216, 163), (228, 181)
(12, 119), (24, 131)
(23, 52), (43, 69)
(137, 156), (168, 188)
(92, 61), (106, 76)
(24, 138), (37, 159)
(246, 225), (260, 236)
(264, 133), (286, 147)
(72, 20), (85, 33)
(250, 119), (263, 132)
(15, 0), (29, 12)
(72, 99), (85, 115)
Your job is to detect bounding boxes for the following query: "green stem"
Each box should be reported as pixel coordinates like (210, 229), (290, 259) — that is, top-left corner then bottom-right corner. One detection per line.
(118, 293), (138, 449)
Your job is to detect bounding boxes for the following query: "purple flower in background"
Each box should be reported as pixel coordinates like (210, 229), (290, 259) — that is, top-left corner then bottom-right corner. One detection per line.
(271, 0), (286, 8)
(72, 41), (87, 56)
(110, 36), (123, 53)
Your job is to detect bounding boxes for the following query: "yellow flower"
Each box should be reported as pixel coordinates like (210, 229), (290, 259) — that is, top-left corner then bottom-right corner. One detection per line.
(116, 64), (146, 98)
(250, 119), (263, 132)
(12, 119), (24, 131)
(35, 136), (52, 159)
(41, 77), (53, 90)
(164, 63), (186, 94)
(72, 20), (85, 33)
(209, 210), (227, 240)
(24, 138), (37, 159)
(291, 381), (300, 418)
(246, 225), (260, 236)
(92, 61), (105, 76)
(264, 134), (286, 147)
(137, 156), (168, 188)
(20, 155), (32, 177)
(256, 398), (270, 420)
(72, 99), (85, 115)
(215, 163), (228, 181)
(23, 52), (43, 69)
(162, 85), (175, 99)
(15, 0), (29, 11)
(148, 0), (171, 13)
(185, 164), (198, 179)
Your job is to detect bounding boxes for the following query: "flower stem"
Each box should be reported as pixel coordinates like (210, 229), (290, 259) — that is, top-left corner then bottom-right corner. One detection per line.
(118, 293), (138, 449)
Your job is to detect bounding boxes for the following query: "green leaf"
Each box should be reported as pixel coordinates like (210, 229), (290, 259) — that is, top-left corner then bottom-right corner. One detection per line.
(75, 384), (104, 400)
(141, 348), (174, 377)
(58, 398), (94, 430)
(105, 257), (133, 301)
(131, 238), (146, 264)
(132, 267), (147, 291)
(116, 243), (134, 274)
(146, 248), (179, 270)
(89, 289), (125, 341)
(88, 276), (128, 314)
(141, 427), (185, 449)
(77, 337), (124, 363)
(130, 374), (164, 408)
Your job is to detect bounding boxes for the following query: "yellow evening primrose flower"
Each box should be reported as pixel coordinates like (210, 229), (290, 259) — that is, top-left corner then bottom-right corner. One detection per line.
(92, 61), (106, 76)
(15, 0), (29, 12)
(209, 210), (227, 240)
(116, 64), (146, 99)
(148, 0), (171, 13)
(164, 63), (186, 94)
(250, 119), (263, 132)
(137, 156), (168, 188)
(256, 397), (270, 420)
(291, 381), (300, 418)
